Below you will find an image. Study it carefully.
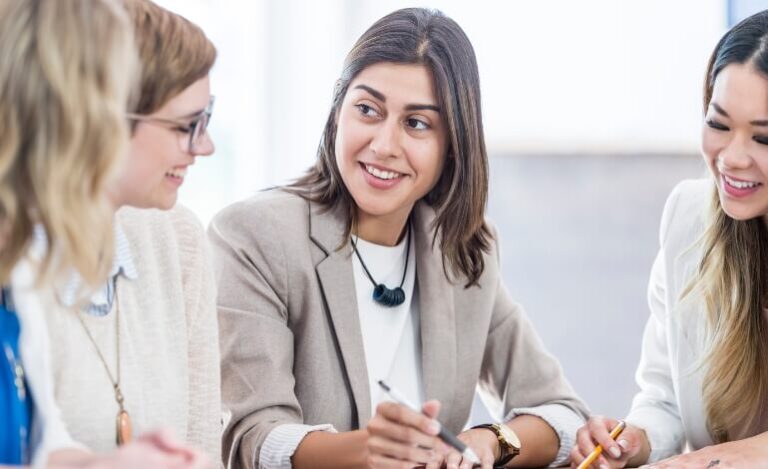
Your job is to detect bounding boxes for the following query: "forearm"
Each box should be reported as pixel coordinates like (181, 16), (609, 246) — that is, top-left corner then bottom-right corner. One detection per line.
(292, 429), (368, 469)
(505, 415), (558, 468)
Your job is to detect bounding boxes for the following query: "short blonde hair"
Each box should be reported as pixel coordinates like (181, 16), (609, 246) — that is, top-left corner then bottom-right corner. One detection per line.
(0, 0), (139, 285)
(124, 0), (217, 115)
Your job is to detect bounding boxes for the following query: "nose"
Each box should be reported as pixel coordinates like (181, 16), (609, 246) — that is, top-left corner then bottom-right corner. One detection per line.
(717, 136), (752, 171)
(193, 131), (215, 157)
(369, 117), (403, 160)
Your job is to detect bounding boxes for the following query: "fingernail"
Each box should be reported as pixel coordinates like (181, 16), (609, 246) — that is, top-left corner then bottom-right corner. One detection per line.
(428, 420), (441, 435)
(600, 465), (610, 469)
(609, 446), (621, 458)
(618, 439), (630, 451)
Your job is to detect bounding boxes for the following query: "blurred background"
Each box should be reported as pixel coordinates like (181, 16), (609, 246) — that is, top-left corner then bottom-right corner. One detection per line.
(154, 0), (766, 421)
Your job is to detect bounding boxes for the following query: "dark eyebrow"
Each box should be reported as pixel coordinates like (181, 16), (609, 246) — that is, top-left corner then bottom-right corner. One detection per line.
(354, 84), (386, 102)
(711, 102), (729, 118)
(354, 84), (441, 112)
(405, 103), (441, 112)
(711, 101), (768, 126)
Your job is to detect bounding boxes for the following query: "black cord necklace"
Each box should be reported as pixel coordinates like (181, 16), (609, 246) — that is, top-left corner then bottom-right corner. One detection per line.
(351, 222), (411, 307)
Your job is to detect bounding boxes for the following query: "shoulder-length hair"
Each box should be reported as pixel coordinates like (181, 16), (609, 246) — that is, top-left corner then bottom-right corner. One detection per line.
(0, 0), (138, 286)
(684, 9), (768, 443)
(123, 0), (217, 115)
(290, 7), (491, 287)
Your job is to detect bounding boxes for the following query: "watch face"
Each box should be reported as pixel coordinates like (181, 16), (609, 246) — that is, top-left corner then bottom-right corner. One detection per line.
(496, 424), (521, 449)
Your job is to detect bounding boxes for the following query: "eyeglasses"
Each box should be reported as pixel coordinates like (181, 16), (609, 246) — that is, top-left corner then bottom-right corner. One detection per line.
(127, 96), (215, 153)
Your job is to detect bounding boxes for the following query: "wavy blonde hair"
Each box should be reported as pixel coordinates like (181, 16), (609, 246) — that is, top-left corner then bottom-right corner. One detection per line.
(0, 0), (138, 286)
(682, 10), (768, 443)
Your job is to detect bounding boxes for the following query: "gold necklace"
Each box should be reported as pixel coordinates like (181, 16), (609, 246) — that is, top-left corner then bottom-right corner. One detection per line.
(75, 283), (132, 445)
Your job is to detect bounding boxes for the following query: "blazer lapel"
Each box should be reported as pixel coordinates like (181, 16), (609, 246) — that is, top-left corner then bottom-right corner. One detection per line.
(309, 201), (372, 426)
(413, 203), (457, 413)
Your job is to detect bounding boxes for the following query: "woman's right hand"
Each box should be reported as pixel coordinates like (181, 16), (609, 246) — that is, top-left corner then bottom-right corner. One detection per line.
(570, 416), (650, 469)
(366, 400), (452, 468)
(81, 429), (211, 469)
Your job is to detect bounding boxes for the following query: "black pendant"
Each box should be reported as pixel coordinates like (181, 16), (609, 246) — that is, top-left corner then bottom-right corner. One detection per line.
(373, 284), (406, 307)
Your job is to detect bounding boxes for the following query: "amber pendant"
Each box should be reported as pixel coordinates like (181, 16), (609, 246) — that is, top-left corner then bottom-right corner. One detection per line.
(116, 409), (132, 445)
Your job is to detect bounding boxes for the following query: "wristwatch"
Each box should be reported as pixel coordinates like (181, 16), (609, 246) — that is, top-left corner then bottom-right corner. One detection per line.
(472, 423), (521, 467)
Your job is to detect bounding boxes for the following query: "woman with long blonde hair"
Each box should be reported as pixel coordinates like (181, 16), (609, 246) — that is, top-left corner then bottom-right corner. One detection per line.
(0, 1), (206, 467)
(571, 9), (768, 469)
(0, 0), (134, 464)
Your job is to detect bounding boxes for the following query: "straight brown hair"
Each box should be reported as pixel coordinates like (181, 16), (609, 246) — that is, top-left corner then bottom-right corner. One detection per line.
(123, 0), (217, 115)
(289, 7), (491, 287)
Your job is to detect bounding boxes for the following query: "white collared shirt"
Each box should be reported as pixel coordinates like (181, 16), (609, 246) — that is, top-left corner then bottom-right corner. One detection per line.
(59, 221), (138, 316)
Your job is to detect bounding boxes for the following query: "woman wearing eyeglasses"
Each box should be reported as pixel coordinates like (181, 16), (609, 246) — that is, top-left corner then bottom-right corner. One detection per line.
(41, 0), (221, 464)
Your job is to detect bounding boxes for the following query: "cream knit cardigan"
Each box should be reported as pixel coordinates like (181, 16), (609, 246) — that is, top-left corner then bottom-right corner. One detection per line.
(44, 205), (222, 462)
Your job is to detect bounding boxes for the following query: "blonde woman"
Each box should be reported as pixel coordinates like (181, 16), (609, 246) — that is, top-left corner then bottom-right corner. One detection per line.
(571, 10), (768, 469)
(1, 0), (213, 467)
(0, 0), (135, 465)
(43, 0), (221, 463)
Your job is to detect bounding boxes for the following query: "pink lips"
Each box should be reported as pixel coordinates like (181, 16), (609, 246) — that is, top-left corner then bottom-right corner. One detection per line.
(359, 162), (405, 190)
(721, 174), (761, 198)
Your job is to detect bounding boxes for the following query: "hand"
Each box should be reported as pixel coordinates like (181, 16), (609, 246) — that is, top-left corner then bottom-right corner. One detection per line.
(84, 429), (211, 469)
(366, 400), (452, 468)
(647, 434), (768, 469)
(570, 416), (648, 469)
(440, 427), (496, 469)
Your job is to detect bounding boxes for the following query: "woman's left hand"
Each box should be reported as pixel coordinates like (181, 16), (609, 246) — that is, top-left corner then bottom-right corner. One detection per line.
(436, 427), (496, 469)
(647, 434), (768, 469)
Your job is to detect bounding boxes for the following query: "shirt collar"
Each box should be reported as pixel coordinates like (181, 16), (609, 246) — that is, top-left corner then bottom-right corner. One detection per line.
(59, 220), (137, 308)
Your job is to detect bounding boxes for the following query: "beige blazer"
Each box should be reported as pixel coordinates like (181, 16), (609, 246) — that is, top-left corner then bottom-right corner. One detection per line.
(209, 190), (587, 468)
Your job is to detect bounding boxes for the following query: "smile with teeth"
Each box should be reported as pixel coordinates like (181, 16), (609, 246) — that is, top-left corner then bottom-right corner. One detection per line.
(723, 174), (761, 189)
(364, 164), (403, 180)
(166, 167), (187, 179)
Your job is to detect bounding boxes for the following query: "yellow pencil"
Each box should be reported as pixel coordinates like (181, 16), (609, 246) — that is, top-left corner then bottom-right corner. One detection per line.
(577, 420), (626, 469)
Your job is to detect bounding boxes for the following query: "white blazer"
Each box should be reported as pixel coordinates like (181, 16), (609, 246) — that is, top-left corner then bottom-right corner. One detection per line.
(625, 178), (725, 462)
(12, 252), (81, 467)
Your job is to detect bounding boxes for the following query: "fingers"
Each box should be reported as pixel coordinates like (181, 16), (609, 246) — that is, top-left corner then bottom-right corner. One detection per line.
(421, 399), (441, 419)
(424, 450), (445, 469)
(444, 452), (486, 469)
(445, 450), (463, 469)
(132, 429), (211, 469)
(587, 417), (622, 460)
(368, 452), (426, 468)
(573, 424), (597, 463)
(376, 402), (441, 437)
(137, 428), (187, 453)
(367, 402), (446, 467)
(368, 433), (436, 465)
(368, 410), (439, 449)
(573, 417), (643, 469)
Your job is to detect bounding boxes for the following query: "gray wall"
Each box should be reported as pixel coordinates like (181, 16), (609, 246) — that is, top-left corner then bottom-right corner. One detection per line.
(477, 153), (704, 420)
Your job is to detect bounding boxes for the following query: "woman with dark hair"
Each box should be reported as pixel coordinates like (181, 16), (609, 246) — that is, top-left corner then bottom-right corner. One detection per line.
(212, 8), (587, 469)
(571, 9), (768, 469)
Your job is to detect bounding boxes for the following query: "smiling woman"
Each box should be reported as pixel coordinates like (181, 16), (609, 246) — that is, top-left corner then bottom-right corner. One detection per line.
(571, 9), (768, 469)
(211, 7), (588, 469)
(43, 0), (222, 465)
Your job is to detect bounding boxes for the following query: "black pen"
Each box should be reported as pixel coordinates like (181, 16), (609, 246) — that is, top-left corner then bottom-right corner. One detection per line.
(377, 380), (481, 465)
